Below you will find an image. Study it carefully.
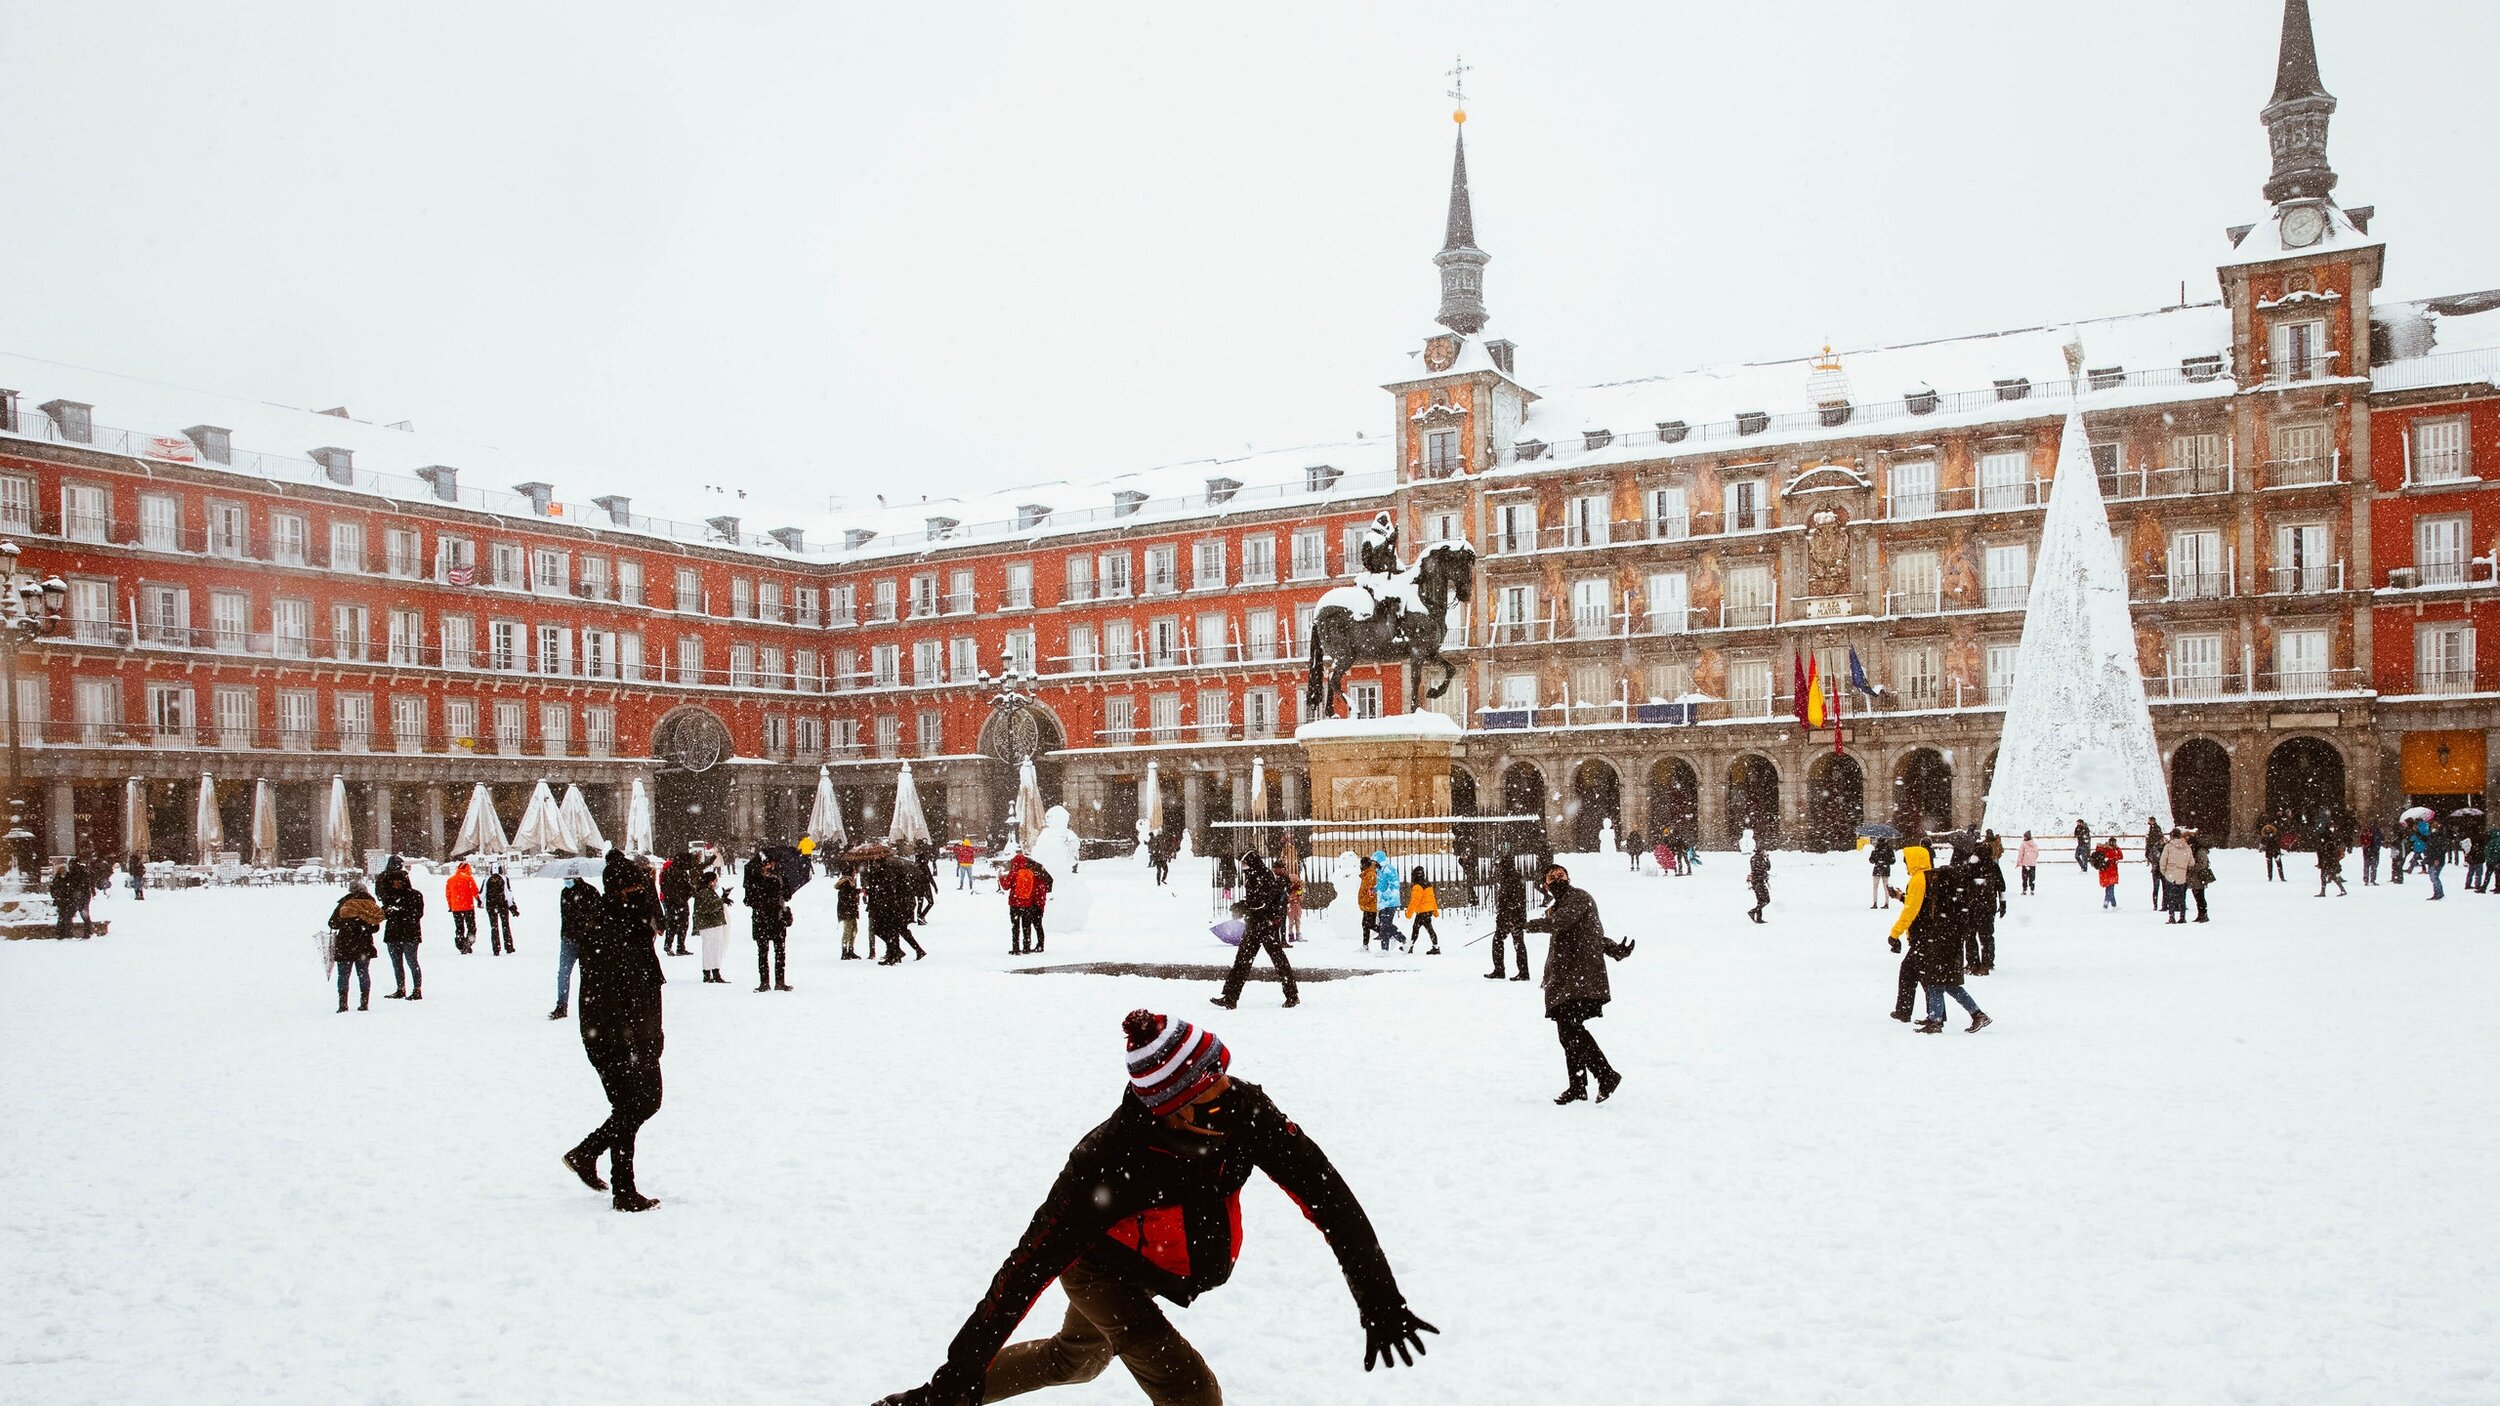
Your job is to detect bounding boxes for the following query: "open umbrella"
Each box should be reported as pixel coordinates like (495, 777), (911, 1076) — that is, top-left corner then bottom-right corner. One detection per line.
(195, 774), (224, 863)
(1016, 756), (1046, 851)
(122, 776), (150, 858)
(761, 843), (814, 894)
(510, 780), (564, 853)
(807, 766), (847, 849)
(250, 780), (279, 866)
(323, 776), (355, 868)
(2451, 807), (2486, 818)
(886, 762), (932, 848)
(625, 776), (655, 855)
(841, 841), (894, 864)
(556, 784), (608, 855)
(536, 856), (606, 881)
(454, 782), (509, 856)
(2399, 805), (2436, 823)
(1855, 822), (1899, 840)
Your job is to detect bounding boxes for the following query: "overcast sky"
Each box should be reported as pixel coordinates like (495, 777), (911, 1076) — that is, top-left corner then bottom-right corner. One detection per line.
(3, 1), (2492, 523)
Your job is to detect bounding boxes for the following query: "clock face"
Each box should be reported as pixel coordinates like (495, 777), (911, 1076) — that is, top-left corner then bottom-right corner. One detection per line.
(2280, 206), (2325, 249)
(1424, 338), (1457, 372)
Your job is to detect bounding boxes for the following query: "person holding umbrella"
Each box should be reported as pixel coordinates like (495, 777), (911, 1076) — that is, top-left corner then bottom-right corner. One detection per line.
(692, 853), (734, 982)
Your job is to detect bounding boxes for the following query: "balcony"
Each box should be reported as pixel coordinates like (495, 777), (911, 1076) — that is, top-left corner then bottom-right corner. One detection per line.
(1718, 598), (1775, 629)
(2159, 570), (2235, 603)
(1884, 589), (1943, 617)
(944, 591), (976, 615)
(2141, 666), (2371, 701)
(2264, 561), (2345, 595)
(2417, 668), (2477, 696)
(1003, 587), (1033, 610)
(1882, 479), (2050, 521)
(2259, 452), (2341, 490)
(2103, 462), (2234, 501)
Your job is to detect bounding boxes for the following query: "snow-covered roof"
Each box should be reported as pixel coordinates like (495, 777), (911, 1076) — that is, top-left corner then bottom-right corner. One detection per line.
(1492, 302), (2235, 475)
(1382, 329), (1534, 398)
(2371, 290), (2500, 395)
(2218, 201), (2384, 270)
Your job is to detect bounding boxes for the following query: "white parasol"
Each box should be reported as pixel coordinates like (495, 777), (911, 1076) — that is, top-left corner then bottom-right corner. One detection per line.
(807, 766), (847, 848)
(886, 762), (932, 848)
(251, 779), (279, 866)
(557, 784), (608, 855)
(625, 776), (656, 855)
(453, 783), (509, 856)
(194, 774), (224, 864)
(510, 780), (565, 854)
(123, 776), (150, 858)
(322, 776), (354, 868)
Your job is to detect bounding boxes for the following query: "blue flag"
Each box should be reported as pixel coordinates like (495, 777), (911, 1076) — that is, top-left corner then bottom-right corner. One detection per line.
(1848, 647), (1882, 697)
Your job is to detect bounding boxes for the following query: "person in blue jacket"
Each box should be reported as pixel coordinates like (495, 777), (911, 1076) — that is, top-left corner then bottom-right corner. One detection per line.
(1370, 851), (1403, 950)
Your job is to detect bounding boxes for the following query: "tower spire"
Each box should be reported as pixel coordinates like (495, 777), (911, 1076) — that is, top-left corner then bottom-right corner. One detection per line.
(1433, 56), (1489, 336)
(2260, 0), (2337, 205)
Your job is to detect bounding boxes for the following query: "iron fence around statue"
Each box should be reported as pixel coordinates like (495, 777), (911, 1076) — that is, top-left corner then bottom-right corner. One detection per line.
(1206, 812), (1545, 921)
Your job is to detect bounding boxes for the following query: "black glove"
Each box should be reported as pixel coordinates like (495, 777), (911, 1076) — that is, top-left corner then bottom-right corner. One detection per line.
(1363, 1305), (1439, 1371)
(1614, 938), (1636, 959)
(1888, 938), (1902, 954)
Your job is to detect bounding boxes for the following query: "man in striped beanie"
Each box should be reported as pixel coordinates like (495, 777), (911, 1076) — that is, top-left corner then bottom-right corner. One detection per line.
(874, 1010), (1436, 1406)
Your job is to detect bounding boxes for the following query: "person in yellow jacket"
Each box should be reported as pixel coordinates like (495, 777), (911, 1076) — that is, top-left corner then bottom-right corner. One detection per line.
(1407, 872), (1441, 955)
(1885, 842), (1932, 1023)
(1357, 855), (1381, 949)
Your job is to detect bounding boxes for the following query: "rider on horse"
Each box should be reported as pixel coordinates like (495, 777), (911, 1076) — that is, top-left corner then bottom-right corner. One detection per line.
(1353, 511), (1409, 642)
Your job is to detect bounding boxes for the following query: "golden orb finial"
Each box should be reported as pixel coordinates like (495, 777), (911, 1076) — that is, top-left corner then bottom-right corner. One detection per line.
(1453, 107), (1467, 125)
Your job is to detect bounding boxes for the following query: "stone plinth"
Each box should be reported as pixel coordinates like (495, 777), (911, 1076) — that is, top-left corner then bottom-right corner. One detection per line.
(1296, 712), (1459, 821)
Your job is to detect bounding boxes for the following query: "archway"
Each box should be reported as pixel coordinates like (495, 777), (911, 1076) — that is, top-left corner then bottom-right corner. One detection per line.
(2170, 739), (2232, 841)
(1892, 748), (1954, 835)
(1568, 759), (1621, 853)
(1725, 754), (1781, 846)
(1500, 761), (1548, 859)
(2265, 737), (2346, 834)
(1805, 752), (1865, 851)
(1647, 758), (1699, 847)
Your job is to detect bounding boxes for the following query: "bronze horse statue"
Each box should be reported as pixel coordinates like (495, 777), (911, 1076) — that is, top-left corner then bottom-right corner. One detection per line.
(1303, 541), (1477, 719)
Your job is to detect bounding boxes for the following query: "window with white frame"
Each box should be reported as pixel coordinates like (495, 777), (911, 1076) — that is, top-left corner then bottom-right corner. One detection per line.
(2415, 515), (2468, 586)
(384, 527), (423, 578)
(1728, 657), (1774, 715)
(581, 628), (615, 680)
(617, 559), (643, 607)
(2275, 628), (2329, 692)
(1494, 582), (1536, 641)
(833, 647), (860, 687)
(1004, 629), (1035, 676)
(2272, 318), (2327, 381)
(762, 714), (788, 756)
(731, 577), (756, 620)
(1064, 624), (1097, 674)
(269, 512), (309, 566)
(439, 615), (475, 670)
(1887, 461), (1937, 519)
(391, 695), (427, 751)
(1983, 543), (2030, 608)
(214, 685), (254, 747)
(139, 584), (188, 646)
(1646, 486), (1689, 539)
(911, 640), (941, 686)
(826, 582), (853, 624)
(1886, 550), (1940, 615)
(207, 500), (247, 558)
(874, 714), (900, 758)
(758, 579), (784, 621)
(73, 676), (123, 743)
(323, 521), (362, 574)
(1566, 493), (1610, 547)
(272, 598), (311, 658)
(679, 635), (708, 684)
(2417, 622), (2475, 693)
(678, 567), (705, 613)
(1291, 529), (1327, 579)
(1148, 616), (1180, 667)
(63, 483), (111, 543)
(1145, 546), (1178, 596)
(1423, 512), (1463, 546)
(140, 493), (179, 550)
(1643, 571), (1691, 638)
(1194, 611), (1227, 664)
(0, 474), (33, 533)
(1192, 540), (1225, 590)
(1293, 602), (1316, 652)
(1245, 608), (1278, 661)
(332, 604), (370, 662)
(948, 569), (973, 614)
(1493, 500), (1537, 554)
(2275, 522), (2333, 593)
(540, 704), (570, 756)
(950, 636), (979, 682)
(1196, 689), (1231, 739)
(1424, 427), (1460, 476)
(1985, 643), (2021, 704)
(908, 573), (938, 618)
(1568, 662), (1613, 713)
(1978, 449), (2030, 510)
(488, 619), (524, 672)
(586, 706), (615, 757)
(1570, 577), (1612, 636)
(276, 688), (315, 749)
(1498, 673), (1538, 709)
(1723, 563), (1773, 625)
(489, 540), (524, 587)
(1004, 562), (1033, 608)
(2169, 431), (2226, 486)
(386, 608), (423, 665)
(492, 700), (525, 749)
(1243, 687), (1277, 740)
(1348, 681), (1383, 719)
(793, 647), (817, 690)
(793, 715), (821, 758)
(1722, 479), (1766, 532)
(619, 631), (644, 682)
(445, 699), (477, 748)
(65, 578), (112, 643)
(830, 717), (858, 756)
(1100, 551), (1133, 598)
(1643, 658), (1692, 704)
(2410, 417), (2469, 484)
(334, 692), (372, 750)
(1892, 644), (1942, 706)
(1150, 692), (1182, 742)
(2272, 423), (2333, 484)
(1102, 695), (1136, 744)
(1104, 619), (1135, 669)
(580, 555), (611, 602)
(2168, 530), (2227, 599)
(147, 682), (195, 743)
(1063, 556), (1094, 602)
(2167, 632), (2224, 698)
(211, 591), (249, 652)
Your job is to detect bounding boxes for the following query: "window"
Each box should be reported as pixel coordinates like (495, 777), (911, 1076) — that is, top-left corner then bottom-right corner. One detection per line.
(1065, 624), (1098, 674)
(1149, 617), (1180, 667)
(332, 604), (370, 662)
(1195, 612), (1228, 664)
(1150, 692), (1183, 742)
(586, 706), (616, 757)
(1348, 682), (1383, 720)
(1192, 540), (1225, 590)
(1100, 552), (1133, 599)
(730, 578), (756, 619)
(833, 647), (860, 687)
(330, 521), (365, 573)
(793, 585), (819, 626)
(867, 579), (896, 622)
(521, 548), (563, 596)
(2272, 318), (2327, 381)
(793, 647), (818, 691)
(1570, 578), (1612, 636)
(1889, 461), (1937, 519)
(539, 704), (570, 757)
(2168, 432), (2227, 494)
(991, 562), (1026, 610)
(1245, 608), (1278, 661)
(1643, 659), (1694, 704)
(758, 580), (784, 621)
(677, 567), (704, 613)
(2417, 623), (2475, 693)
(2415, 515), (2468, 586)
(1568, 663), (1613, 712)
(793, 715), (821, 759)
(489, 619), (524, 673)
(1986, 643), (2021, 704)
(1196, 689), (1231, 740)
(1294, 603), (1317, 652)
(1893, 645), (1942, 706)
(2167, 633), (2225, 698)
(1494, 582), (1536, 642)
(2168, 530), (2227, 599)
(950, 636), (980, 682)
(909, 573), (938, 618)
(1103, 696), (1136, 744)
(1238, 537), (1275, 585)
(752, 644), (782, 688)
(1565, 493), (1610, 547)
(1723, 563), (1773, 626)
(139, 584), (189, 646)
(2275, 523), (2333, 593)
(2272, 423), (2333, 485)
(679, 635), (708, 684)
(1493, 500), (1537, 554)
(1646, 486), (1689, 539)
(1424, 427), (1460, 476)
(1145, 546), (1178, 596)
(830, 717), (860, 756)
(383, 608), (422, 665)
(1110, 616), (1140, 668)
(1645, 571), (1688, 634)
(207, 501), (248, 558)
(272, 598), (311, 658)
(1244, 688), (1277, 740)
(277, 688), (316, 750)
(72, 676), (122, 743)
(435, 534), (475, 583)
(0, 474), (32, 533)
(140, 493), (180, 550)
(909, 640), (939, 686)
(1425, 511), (1463, 545)
(493, 700), (525, 751)
(64, 483), (111, 543)
(874, 714), (900, 759)
(1722, 479), (1766, 532)
(391, 696), (427, 752)
(581, 628), (615, 680)
(385, 527), (423, 578)
(2411, 417), (2470, 484)
(730, 643), (758, 688)
(916, 711), (945, 757)
(617, 559), (644, 607)
(1978, 450), (2030, 510)
(335, 693), (373, 750)
(147, 683), (196, 744)
(1004, 629), (1035, 676)
(1983, 543), (2030, 608)
(490, 541), (525, 587)
(761, 714), (789, 757)
(440, 615), (475, 671)
(579, 556), (612, 603)
(2275, 629), (2329, 692)
(214, 685), (255, 748)
(1291, 529), (1327, 579)
(1498, 673), (1538, 709)
(445, 699), (478, 749)
(1342, 523), (1368, 573)
(1063, 556), (1095, 603)
(210, 591), (249, 652)
(1728, 658), (1774, 716)
(620, 631), (645, 682)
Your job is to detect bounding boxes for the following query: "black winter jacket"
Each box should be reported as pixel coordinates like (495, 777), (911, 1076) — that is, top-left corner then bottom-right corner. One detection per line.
(377, 870), (425, 946)
(559, 879), (605, 948)
(746, 866), (789, 939)
(923, 1079), (1404, 1401)
(1528, 881), (1631, 1020)
(1237, 861), (1289, 937)
(1493, 867), (1527, 929)
(1907, 862), (1974, 987)
(579, 884), (665, 1036)
(483, 871), (517, 916)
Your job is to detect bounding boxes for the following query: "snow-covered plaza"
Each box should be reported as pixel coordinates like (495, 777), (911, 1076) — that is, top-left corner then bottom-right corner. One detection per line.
(5, 846), (2495, 1404)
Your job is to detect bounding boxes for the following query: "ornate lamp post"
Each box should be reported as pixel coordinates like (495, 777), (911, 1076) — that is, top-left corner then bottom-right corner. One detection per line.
(1, 541), (69, 881)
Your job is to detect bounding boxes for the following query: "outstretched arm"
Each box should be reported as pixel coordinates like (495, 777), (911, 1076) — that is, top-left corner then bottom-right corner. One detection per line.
(1250, 1098), (1436, 1370)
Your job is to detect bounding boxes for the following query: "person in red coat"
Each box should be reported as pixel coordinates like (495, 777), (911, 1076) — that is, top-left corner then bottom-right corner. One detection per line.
(1002, 851), (1053, 956)
(444, 862), (480, 954)
(2093, 839), (2125, 910)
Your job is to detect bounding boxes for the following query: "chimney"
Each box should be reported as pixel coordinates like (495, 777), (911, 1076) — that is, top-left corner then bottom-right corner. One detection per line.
(1205, 476), (1241, 505)
(310, 447), (355, 485)
(1485, 339), (1517, 376)
(39, 399), (93, 443)
(768, 526), (805, 553)
(414, 465), (460, 502)
(591, 494), (633, 526)
(925, 515), (960, 539)
(1016, 503), (1052, 529)
(844, 528), (878, 550)
(184, 424), (232, 464)
(1112, 490), (1148, 518)
(512, 481), (555, 515)
(706, 514), (742, 545)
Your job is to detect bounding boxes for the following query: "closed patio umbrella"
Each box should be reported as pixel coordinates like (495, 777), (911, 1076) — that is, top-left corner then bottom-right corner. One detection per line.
(557, 784), (608, 855)
(807, 766), (847, 849)
(250, 780), (279, 866)
(1016, 756), (1046, 851)
(886, 762), (932, 849)
(453, 783), (509, 857)
(625, 776), (656, 855)
(123, 776), (150, 859)
(194, 774), (224, 864)
(510, 780), (564, 854)
(322, 776), (354, 868)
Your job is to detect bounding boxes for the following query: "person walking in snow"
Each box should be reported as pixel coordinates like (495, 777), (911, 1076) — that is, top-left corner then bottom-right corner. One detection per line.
(691, 859), (733, 982)
(2260, 820), (2285, 882)
(445, 860), (480, 954)
(376, 858), (425, 1001)
(2092, 839), (2124, 909)
(2359, 824), (2382, 885)
(124, 851), (146, 902)
(743, 850), (791, 991)
(2072, 819), (2093, 872)
(1746, 846), (1772, 924)
(871, 1010), (1432, 1406)
(911, 844), (940, 925)
(560, 871), (667, 1214)
(1868, 836), (1896, 909)
(1908, 849), (1990, 1035)
(1371, 851), (1404, 950)
(1003, 850), (1053, 956)
(835, 864), (862, 959)
(553, 875), (601, 1017)
(1356, 854), (1381, 949)
(1526, 862), (1636, 1104)
(2144, 817), (2166, 908)
(1486, 859), (1531, 982)
(2160, 828), (2195, 923)
(658, 844), (696, 956)
(1886, 836), (1934, 1022)
(483, 865), (519, 956)
(2421, 822), (2454, 900)
(1968, 837), (2006, 972)
(328, 879), (382, 1012)
(2467, 823), (2491, 893)
(1406, 870), (1442, 954)
(868, 853), (926, 963)
(2015, 832), (2040, 895)
(2313, 829), (2348, 897)
(952, 836), (978, 891)
(48, 859), (92, 940)
(1213, 853), (1298, 1010)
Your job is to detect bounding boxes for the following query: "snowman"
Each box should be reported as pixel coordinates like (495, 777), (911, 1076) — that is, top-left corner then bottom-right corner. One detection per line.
(1033, 805), (1092, 933)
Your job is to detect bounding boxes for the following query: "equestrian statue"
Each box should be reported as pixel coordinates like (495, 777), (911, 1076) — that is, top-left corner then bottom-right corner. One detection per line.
(1303, 510), (1477, 719)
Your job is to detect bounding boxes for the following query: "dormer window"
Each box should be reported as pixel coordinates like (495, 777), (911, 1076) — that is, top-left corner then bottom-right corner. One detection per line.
(1582, 429), (1613, 452)
(1993, 378), (2032, 402)
(1204, 476), (1241, 505)
(2272, 320), (2328, 382)
(1113, 490), (1148, 518)
(1304, 464), (1342, 493)
(1818, 400), (1853, 428)
(1656, 420), (1689, 444)
(926, 515), (960, 539)
(185, 424), (232, 463)
(2182, 354), (2224, 383)
(1515, 439), (1548, 462)
(2088, 366), (2125, 391)
(1904, 388), (1939, 416)
(1424, 429), (1461, 476)
(39, 399), (92, 443)
(1016, 503), (1051, 530)
(1735, 411), (1769, 437)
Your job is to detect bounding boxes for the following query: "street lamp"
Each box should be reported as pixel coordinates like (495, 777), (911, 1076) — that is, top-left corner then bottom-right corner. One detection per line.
(1, 540), (69, 882)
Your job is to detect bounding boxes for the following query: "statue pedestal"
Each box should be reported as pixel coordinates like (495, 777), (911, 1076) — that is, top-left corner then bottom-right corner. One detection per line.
(1296, 712), (1459, 821)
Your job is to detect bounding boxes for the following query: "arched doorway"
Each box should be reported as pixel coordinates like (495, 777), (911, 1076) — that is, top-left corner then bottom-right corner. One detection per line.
(2265, 737), (2346, 833)
(2170, 739), (2232, 840)
(1805, 752), (1865, 851)
(1647, 758), (1699, 847)
(1501, 761), (1548, 859)
(1568, 759), (1621, 852)
(1892, 748), (1954, 835)
(651, 707), (735, 852)
(1725, 755), (1781, 846)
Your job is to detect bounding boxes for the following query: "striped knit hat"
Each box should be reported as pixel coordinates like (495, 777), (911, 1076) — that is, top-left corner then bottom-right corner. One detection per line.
(1123, 1009), (1231, 1116)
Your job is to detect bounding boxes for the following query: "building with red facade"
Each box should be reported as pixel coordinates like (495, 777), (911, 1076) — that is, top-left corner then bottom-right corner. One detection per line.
(2, 0), (2493, 864)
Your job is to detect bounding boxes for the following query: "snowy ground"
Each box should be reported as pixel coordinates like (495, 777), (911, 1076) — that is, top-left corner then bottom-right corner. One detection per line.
(5, 846), (2497, 1405)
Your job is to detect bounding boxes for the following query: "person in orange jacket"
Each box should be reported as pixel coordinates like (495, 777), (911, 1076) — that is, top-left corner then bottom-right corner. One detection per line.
(445, 861), (481, 954)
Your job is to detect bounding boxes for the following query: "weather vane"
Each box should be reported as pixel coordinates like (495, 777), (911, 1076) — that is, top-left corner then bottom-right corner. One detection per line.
(1446, 55), (1471, 120)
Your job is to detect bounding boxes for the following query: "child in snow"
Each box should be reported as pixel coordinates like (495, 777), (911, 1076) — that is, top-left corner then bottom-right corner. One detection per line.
(2016, 832), (2040, 894)
(1406, 872), (1440, 954)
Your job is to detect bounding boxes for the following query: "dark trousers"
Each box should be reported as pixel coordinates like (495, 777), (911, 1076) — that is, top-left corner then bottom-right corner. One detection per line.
(335, 956), (371, 1006)
(1359, 911), (1377, 946)
(1974, 917), (1997, 969)
(2264, 851), (2284, 880)
(487, 906), (514, 953)
(56, 901), (93, 939)
(1749, 878), (1769, 914)
(1010, 907), (1046, 954)
(754, 935), (786, 987)
(574, 1020), (664, 1198)
(1219, 929), (1297, 1004)
(879, 921), (924, 962)
(2020, 866), (2036, 894)
(1410, 913), (1438, 951)
(2191, 883), (2209, 921)
(663, 901), (691, 955)
(1554, 1015), (1618, 1093)
(1489, 920), (1528, 978)
(451, 909), (477, 952)
(981, 1255), (1219, 1405)
(387, 942), (422, 993)
(2362, 849), (2379, 883)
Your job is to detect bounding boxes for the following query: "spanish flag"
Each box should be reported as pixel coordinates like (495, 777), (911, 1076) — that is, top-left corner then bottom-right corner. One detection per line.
(1804, 655), (1826, 728)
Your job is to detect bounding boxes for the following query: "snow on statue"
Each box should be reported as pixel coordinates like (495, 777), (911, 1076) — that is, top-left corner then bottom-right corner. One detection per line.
(1982, 410), (2171, 838)
(1030, 805), (1091, 933)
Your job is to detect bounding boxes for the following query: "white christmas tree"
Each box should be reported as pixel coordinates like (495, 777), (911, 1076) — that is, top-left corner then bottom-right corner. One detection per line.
(1981, 411), (2172, 838)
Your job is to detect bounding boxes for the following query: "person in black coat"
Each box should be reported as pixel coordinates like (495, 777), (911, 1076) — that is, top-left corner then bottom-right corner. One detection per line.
(835, 865), (863, 959)
(911, 846), (939, 924)
(872, 1009), (1432, 1406)
(1213, 852), (1297, 1009)
(866, 854), (925, 963)
(376, 859), (425, 1000)
(1907, 852), (1990, 1034)
(553, 876), (604, 1019)
(1968, 840), (2007, 975)
(483, 866), (519, 956)
(658, 846), (696, 956)
(561, 875), (667, 1212)
(1746, 847), (1772, 923)
(1525, 862), (1636, 1104)
(744, 851), (791, 992)
(48, 860), (93, 940)
(328, 880), (383, 1012)
(1485, 861), (1530, 981)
